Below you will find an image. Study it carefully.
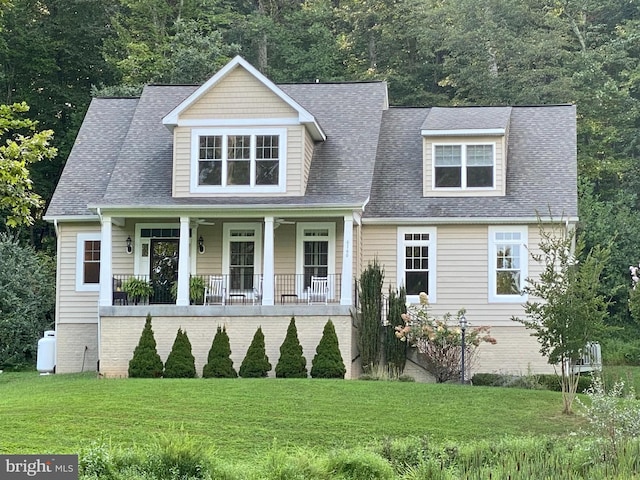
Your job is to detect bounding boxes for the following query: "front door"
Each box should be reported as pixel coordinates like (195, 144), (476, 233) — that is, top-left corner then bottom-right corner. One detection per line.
(150, 239), (179, 304)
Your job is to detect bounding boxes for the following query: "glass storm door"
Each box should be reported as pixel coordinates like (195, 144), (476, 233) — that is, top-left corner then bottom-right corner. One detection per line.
(150, 239), (179, 304)
(229, 237), (255, 291)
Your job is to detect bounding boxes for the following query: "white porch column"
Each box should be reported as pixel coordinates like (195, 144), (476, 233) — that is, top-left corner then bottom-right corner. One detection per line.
(99, 215), (113, 307)
(262, 216), (275, 305)
(341, 215), (354, 305)
(176, 216), (190, 306)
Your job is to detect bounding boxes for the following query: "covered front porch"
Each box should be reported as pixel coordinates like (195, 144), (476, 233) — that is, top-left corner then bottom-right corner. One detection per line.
(97, 211), (358, 309)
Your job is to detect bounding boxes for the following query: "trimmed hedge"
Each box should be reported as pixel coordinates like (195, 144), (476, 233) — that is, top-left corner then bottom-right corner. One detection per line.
(239, 327), (271, 378)
(128, 314), (164, 378)
(471, 372), (593, 392)
(164, 328), (197, 378)
(203, 325), (237, 378)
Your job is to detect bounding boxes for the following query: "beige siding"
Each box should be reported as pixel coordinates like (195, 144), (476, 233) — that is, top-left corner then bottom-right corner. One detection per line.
(284, 126), (304, 195)
(57, 223), (101, 324)
(100, 314), (354, 378)
(423, 135), (505, 197)
(274, 224), (296, 275)
(113, 223), (135, 275)
(194, 224), (223, 274)
(173, 125), (306, 198)
(360, 224), (398, 292)
(182, 67), (297, 119)
(302, 129), (315, 189)
(55, 323), (98, 373)
(360, 223), (554, 373)
(173, 127), (191, 196)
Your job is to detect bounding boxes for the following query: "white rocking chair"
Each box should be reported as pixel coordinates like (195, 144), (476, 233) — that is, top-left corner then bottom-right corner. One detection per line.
(204, 275), (225, 305)
(308, 276), (328, 304)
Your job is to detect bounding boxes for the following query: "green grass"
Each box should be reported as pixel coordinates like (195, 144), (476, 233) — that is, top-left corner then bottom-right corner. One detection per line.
(0, 372), (583, 463)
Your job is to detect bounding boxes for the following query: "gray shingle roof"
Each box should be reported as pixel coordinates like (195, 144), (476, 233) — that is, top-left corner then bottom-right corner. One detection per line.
(365, 105), (577, 219)
(422, 106), (512, 131)
(45, 68), (576, 222)
(46, 97), (138, 217)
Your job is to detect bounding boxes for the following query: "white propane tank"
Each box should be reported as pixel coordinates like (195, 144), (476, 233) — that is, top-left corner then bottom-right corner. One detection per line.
(36, 330), (56, 374)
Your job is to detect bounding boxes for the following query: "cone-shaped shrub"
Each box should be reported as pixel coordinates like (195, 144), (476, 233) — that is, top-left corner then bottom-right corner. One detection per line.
(239, 327), (271, 378)
(275, 317), (307, 378)
(128, 313), (164, 378)
(163, 328), (196, 378)
(203, 325), (237, 378)
(311, 319), (346, 379)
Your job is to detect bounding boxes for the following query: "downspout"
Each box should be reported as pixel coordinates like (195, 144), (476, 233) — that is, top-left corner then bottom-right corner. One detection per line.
(53, 219), (60, 372)
(95, 208), (102, 373)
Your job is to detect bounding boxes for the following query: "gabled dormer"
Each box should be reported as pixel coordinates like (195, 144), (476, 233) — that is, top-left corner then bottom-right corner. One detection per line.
(163, 56), (325, 197)
(421, 107), (511, 197)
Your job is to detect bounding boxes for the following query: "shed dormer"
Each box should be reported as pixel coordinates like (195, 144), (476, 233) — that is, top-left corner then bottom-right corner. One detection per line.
(422, 107), (511, 197)
(163, 56), (326, 197)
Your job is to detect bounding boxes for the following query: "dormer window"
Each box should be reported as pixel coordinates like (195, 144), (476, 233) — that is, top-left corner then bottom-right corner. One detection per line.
(191, 127), (287, 193)
(433, 143), (495, 189)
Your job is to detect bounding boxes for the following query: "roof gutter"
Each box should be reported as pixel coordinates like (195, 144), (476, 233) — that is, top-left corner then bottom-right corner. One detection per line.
(362, 215), (579, 225)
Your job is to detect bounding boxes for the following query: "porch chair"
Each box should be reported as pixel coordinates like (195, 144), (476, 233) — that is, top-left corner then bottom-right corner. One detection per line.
(308, 276), (329, 305)
(204, 275), (225, 305)
(252, 277), (263, 305)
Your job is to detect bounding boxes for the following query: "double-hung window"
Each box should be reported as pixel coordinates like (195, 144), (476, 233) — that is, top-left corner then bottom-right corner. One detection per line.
(488, 226), (528, 302)
(397, 227), (436, 302)
(192, 128), (286, 193)
(76, 233), (101, 291)
(434, 143), (494, 189)
(222, 223), (262, 293)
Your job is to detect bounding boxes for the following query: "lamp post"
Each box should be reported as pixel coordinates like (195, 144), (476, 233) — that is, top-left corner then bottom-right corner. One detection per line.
(459, 313), (467, 384)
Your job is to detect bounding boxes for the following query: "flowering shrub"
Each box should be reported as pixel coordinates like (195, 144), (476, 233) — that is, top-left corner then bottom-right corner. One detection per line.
(395, 292), (496, 382)
(577, 376), (640, 458)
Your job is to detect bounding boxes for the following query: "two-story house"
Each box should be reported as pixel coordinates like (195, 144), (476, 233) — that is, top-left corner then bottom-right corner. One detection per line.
(44, 56), (577, 378)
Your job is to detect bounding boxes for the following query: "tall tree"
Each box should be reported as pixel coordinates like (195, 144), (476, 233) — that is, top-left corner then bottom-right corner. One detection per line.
(0, 102), (56, 229)
(514, 221), (612, 414)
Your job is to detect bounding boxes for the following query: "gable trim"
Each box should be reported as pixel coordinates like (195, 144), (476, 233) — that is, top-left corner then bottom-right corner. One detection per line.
(176, 117), (300, 128)
(162, 56), (326, 141)
(422, 128), (505, 136)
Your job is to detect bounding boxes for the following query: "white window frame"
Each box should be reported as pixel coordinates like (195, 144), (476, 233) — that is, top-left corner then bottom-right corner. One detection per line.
(432, 142), (496, 190)
(296, 223), (336, 298)
(488, 226), (528, 303)
(76, 233), (101, 291)
(222, 223), (263, 291)
(191, 127), (287, 194)
(397, 227), (437, 304)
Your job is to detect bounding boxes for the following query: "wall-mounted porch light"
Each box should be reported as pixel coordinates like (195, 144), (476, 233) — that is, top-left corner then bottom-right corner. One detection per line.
(198, 236), (205, 254)
(126, 236), (133, 254)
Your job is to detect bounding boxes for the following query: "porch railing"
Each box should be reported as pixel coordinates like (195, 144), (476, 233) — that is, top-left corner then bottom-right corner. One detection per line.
(111, 273), (343, 305)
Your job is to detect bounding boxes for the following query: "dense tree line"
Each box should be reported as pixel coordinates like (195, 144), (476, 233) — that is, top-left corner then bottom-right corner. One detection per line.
(1, 0), (639, 329)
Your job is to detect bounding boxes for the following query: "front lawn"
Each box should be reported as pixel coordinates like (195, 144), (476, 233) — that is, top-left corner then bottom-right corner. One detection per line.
(0, 372), (582, 462)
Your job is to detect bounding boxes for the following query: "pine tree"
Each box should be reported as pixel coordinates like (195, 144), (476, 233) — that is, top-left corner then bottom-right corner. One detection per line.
(163, 328), (196, 378)
(239, 327), (271, 378)
(128, 313), (164, 378)
(311, 319), (346, 379)
(275, 317), (307, 378)
(203, 325), (237, 378)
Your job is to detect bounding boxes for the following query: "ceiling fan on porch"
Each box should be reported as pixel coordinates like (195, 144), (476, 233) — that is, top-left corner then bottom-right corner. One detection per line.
(195, 219), (216, 226)
(274, 218), (295, 229)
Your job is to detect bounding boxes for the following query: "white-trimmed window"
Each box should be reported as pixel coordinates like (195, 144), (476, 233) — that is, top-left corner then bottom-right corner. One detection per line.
(296, 223), (336, 293)
(191, 128), (286, 193)
(222, 223), (262, 292)
(76, 233), (101, 291)
(488, 226), (528, 302)
(433, 143), (495, 189)
(397, 227), (436, 302)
